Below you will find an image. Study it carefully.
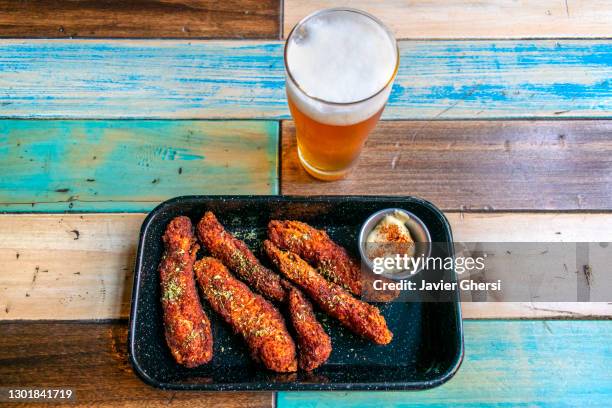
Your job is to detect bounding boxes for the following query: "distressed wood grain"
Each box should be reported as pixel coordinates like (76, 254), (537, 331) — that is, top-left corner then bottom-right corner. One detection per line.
(0, 214), (140, 320)
(284, 0), (612, 39)
(2, 321), (610, 405)
(0, 0), (280, 39)
(0, 40), (609, 119)
(462, 302), (612, 319)
(0, 120), (278, 212)
(1, 213), (611, 321)
(277, 320), (612, 406)
(281, 121), (612, 211)
(0, 321), (273, 407)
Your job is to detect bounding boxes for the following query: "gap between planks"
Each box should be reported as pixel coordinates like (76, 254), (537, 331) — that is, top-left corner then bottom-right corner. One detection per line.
(0, 212), (611, 321)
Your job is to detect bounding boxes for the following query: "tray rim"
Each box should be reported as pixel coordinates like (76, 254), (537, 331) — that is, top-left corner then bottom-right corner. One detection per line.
(128, 195), (464, 391)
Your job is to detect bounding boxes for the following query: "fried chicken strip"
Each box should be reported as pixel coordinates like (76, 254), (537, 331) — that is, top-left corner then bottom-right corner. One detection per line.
(159, 216), (213, 367)
(194, 257), (298, 373)
(284, 282), (331, 371)
(198, 212), (331, 369)
(264, 240), (393, 345)
(197, 211), (286, 303)
(268, 220), (399, 302)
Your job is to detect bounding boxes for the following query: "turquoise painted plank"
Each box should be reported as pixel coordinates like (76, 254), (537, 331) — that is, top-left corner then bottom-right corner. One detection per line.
(0, 120), (278, 212)
(278, 321), (612, 407)
(0, 40), (609, 119)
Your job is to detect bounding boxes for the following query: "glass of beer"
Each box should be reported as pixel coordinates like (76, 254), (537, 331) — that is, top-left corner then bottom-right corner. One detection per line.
(284, 8), (399, 181)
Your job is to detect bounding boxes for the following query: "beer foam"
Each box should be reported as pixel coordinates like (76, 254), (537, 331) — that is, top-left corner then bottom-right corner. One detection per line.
(285, 9), (397, 125)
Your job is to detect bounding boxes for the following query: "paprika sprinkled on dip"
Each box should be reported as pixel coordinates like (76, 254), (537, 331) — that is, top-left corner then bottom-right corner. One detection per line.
(365, 210), (415, 261)
(358, 208), (431, 279)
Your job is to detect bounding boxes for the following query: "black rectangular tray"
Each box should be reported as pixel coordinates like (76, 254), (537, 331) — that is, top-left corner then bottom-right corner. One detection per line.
(128, 195), (463, 391)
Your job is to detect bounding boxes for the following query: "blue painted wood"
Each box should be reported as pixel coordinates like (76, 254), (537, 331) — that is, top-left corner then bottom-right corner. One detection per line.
(0, 120), (278, 212)
(0, 40), (609, 119)
(278, 320), (612, 407)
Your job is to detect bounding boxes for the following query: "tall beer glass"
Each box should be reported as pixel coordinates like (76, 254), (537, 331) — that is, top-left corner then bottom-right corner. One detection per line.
(284, 8), (399, 180)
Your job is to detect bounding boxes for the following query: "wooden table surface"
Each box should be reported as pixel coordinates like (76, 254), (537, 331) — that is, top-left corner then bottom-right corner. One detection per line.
(0, 1), (610, 407)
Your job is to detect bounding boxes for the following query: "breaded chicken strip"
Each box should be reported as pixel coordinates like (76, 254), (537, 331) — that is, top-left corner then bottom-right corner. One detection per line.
(197, 211), (286, 303)
(194, 257), (298, 373)
(264, 240), (393, 345)
(159, 216), (213, 367)
(268, 220), (399, 302)
(198, 212), (331, 369)
(285, 283), (332, 371)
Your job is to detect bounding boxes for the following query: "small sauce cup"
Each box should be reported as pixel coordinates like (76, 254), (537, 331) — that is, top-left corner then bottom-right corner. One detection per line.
(358, 208), (431, 280)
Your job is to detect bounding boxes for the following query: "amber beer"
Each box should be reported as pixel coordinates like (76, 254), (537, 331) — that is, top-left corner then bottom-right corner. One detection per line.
(284, 8), (399, 180)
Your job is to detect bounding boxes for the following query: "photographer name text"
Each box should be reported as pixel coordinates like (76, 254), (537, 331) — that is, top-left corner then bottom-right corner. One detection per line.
(372, 278), (502, 292)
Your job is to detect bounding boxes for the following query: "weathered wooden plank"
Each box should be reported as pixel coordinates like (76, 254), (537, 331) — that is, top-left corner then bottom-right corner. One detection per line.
(462, 302), (612, 319)
(0, 214), (140, 320)
(0, 40), (609, 119)
(0, 321), (273, 408)
(449, 211), (612, 242)
(277, 320), (612, 406)
(2, 321), (610, 405)
(1, 213), (611, 321)
(0, 0), (280, 39)
(284, 0), (612, 39)
(0, 120), (278, 212)
(281, 120), (612, 211)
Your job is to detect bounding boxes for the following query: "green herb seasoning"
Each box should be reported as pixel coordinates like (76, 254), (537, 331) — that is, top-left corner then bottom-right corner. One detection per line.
(163, 279), (183, 302)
